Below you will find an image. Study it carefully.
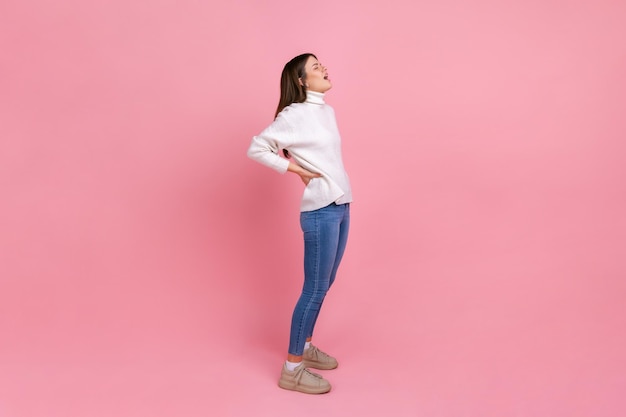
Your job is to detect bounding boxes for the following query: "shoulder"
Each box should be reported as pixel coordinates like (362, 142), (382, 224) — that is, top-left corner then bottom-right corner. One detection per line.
(286, 102), (308, 112)
(277, 102), (309, 121)
(276, 103), (299, 118)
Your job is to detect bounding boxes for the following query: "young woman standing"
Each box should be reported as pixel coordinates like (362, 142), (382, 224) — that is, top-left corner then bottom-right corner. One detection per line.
(247, 53), (352, 394)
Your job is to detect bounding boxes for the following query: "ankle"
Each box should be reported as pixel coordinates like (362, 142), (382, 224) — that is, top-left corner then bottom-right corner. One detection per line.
(285, 360), (302, 372)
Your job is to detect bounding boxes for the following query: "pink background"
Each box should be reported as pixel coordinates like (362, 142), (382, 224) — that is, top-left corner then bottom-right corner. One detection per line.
(1, 1), (625, 416)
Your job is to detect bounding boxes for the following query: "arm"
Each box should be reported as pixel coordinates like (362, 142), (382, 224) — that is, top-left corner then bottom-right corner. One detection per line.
(287, 161), (322, 185)
(248, 137), (321, 185)
(247, 134), (290, 174)
(247, 113), (321, 185)
(247, 115), (292, 174)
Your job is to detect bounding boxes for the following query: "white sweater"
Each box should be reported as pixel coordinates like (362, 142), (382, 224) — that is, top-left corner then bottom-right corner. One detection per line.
(247, 91), (353, 212)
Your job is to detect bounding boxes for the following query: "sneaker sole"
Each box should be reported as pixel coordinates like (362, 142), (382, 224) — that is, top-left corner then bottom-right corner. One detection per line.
(278, 380), (331, 394)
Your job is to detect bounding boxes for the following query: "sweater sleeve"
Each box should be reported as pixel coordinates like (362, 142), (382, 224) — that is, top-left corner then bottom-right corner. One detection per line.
(246, 113), (292, 174)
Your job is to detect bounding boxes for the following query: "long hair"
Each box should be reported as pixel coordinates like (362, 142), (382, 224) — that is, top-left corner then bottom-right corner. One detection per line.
(275, 53), (316, 118)
(275, 53), (316, 158)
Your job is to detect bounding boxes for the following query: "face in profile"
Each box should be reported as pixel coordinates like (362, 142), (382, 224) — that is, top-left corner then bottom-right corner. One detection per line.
(302, 56), (332, 93)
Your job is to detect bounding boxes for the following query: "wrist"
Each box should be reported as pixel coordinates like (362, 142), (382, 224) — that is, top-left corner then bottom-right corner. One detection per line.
(287, 162), (304, 175)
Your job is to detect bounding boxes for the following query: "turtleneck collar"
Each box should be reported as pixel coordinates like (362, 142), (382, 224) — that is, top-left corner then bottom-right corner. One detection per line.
(305, 90), (325, 105)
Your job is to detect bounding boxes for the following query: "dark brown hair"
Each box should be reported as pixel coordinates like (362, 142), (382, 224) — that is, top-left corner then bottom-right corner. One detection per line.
(275, 53), (316, 158)
(275, 53), (316, 118)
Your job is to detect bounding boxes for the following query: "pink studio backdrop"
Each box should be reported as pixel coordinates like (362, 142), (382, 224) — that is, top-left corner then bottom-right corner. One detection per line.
(1, 1), (625, 416)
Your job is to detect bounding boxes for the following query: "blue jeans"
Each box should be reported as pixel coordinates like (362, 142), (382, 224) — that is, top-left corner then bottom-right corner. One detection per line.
(288, 202), (350, 356)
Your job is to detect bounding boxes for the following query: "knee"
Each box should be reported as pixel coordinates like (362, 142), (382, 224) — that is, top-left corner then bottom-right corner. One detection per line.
(302, 288), (329, 304)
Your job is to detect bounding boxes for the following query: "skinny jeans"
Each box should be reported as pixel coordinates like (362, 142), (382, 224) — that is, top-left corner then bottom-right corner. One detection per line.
(288, 202), (350, 356)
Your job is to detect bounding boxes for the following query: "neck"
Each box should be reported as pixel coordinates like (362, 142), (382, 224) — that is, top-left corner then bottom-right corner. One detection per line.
(305, 90), (325, 105)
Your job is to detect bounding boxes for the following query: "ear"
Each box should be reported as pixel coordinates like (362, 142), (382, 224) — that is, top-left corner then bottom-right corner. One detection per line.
(298, 77), (304, 86)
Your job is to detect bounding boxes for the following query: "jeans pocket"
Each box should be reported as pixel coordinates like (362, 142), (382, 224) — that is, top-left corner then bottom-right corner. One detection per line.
(300, 211), (318, 237)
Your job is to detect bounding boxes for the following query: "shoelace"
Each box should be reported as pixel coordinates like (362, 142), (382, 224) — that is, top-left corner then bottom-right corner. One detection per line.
(293, 365), (323, 385)
(308, 345), (330, 361)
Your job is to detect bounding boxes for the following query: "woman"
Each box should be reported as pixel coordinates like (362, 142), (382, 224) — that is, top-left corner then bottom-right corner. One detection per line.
(247, 53), (352, 394)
